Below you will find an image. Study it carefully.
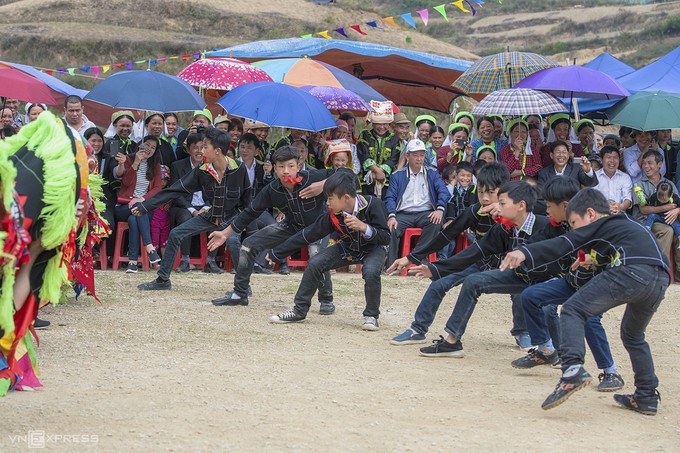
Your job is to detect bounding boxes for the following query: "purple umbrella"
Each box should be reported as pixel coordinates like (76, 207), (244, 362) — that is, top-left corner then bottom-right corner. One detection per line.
(515, 65), (630, 100)
(299, 85), (373, 113)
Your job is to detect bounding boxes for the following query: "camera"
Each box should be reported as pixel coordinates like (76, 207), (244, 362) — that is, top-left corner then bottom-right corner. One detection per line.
(455, 138), (469, 147)
(195, 124), (207, 133)
(573, 157), (583, 164)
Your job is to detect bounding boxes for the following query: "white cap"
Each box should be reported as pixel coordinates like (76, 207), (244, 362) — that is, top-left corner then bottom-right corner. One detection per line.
(406, 139), (426, 153)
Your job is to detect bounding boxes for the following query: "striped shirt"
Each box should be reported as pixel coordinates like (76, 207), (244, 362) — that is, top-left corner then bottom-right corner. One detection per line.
(133, 160), (149, 198)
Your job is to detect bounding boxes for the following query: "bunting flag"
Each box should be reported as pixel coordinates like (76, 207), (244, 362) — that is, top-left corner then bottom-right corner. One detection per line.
(334, 27), (349, 38)
(45, 70), (53, 76)
(79, 66), (90, 73)
(126, 62), (133, 70)
(451, 0), (471, 13)
(383, 16), (399, 28)
(417, 9), (429, 26)
(433, 4), (448, 21)
(102, 65), (110, 73)
(91, 66), (99, 78)
(465, 0), (477, 15)
(301, 34), (313, 38)
(366, 20), (382, 30)
(317, 30), (332, 39)
(350, 24), (367, 35)
(67, 68), (75, 76)
(400, 13), (417, 29)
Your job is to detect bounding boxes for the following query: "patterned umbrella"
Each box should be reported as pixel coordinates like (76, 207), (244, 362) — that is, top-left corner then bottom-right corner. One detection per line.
(453, 51), (558, 95)
(177, 58), (273, 90)
(471, 88), (567, 116)
(298, 85), (372, 113)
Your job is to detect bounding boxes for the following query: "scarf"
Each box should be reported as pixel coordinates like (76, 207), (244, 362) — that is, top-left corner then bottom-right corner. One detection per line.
(494, 216), (518, 232)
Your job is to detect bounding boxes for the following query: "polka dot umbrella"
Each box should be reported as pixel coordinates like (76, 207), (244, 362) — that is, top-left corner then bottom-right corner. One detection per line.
(177, 58), (273, 91)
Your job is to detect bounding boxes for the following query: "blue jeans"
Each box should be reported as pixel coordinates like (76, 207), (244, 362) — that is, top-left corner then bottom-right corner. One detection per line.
(560, 264), (668, 399)
(115, 204), (152, 261)
(521, 277), (615, 369)
(411, 264), (480, 335)
(645, 213), (680, 237)
(293, 244), (385, 318)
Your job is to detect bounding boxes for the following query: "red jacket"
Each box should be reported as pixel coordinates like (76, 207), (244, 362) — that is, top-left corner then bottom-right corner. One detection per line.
(118, 156), (162, 201)
(499, 144), (543, 181)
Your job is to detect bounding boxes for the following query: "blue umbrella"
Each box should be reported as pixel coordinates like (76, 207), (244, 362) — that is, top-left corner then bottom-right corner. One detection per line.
(85, 70), (205, 112)
(216, 82), (337, 132)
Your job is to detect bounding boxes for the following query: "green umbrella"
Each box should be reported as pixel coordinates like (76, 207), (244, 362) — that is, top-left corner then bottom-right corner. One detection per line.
(606, 91), (680, 131)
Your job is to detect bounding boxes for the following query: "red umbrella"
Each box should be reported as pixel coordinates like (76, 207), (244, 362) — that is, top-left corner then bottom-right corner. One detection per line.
(0, 66), (57, 104)
(177, 57), (273, 91)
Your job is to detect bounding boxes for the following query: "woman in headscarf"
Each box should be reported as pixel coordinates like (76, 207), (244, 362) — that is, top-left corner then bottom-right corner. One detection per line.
(414, 115), (436, 144)
(575, 119), (598, 157)
(539, 114), (584, 168)
(24, 103), (47, 124)
(427, 125), (446, 170)
(499, 119), (543, 181)
(161, 112), (180, 158)
(437, 123), (472, 174)
(471, 116), (507, 160)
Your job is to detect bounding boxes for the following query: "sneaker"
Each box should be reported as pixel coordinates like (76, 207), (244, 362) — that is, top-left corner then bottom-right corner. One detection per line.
(212, 290), (249, 306)
(34, 317), (50, 330)
(361, 316), (380, 331)
(511, 348), (560, 369)
(390, 328), (427, 345)
(319, 302), (335, 315)
(137, 278), (171, 290)
(613, 391), (660, 416)
(541, 367), (592, 410)
(126, 262), (138, 273)
(148, 249), (161, 264)
(204, 260), (224, 274)
(175, 261), (190, 273)
(278, 263), (291, 275)
(253, 263), (273, 275)
(514, 333), (532, 351)
(598, 372), (625, 392)
(419, 336), (465, 358)
(270, 309), (306, 324)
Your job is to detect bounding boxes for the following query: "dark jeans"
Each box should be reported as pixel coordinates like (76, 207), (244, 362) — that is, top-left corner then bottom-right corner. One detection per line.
(521, 277), (615, 369)
(646, 213), (680, 237)
(170, 206), (219, 260)
(559, 265), (668, 399)
(115, 204), (152, 261)
(293, 244), (386, 318)
(387, 211), (441, 268)
(444, 269), (531, 340)
(233, 221), (332, 302)
(157, 215), (222, 280)
(411, 263), (481, 335)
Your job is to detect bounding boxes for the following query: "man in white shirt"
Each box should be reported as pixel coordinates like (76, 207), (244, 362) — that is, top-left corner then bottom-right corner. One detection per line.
(623, 130), (666, 184)
(594, 145), (633, 214)
(63, 95), (96, 135)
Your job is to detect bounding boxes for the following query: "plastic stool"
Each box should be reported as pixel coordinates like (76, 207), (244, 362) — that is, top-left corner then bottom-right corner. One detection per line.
(111, 222), (149, 271)
(173, 232), (209, 270)
(287, 246), (309, 270)
(97, 239), (108, 270)
(400, 228), (437, 276)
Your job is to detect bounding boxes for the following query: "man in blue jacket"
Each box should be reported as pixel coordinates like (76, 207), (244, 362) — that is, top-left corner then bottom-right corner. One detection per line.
(384, 139), (449, 268)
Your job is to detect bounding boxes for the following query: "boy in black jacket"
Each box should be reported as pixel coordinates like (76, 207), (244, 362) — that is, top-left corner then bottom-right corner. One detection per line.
(135, 127), (251, 290)
(501, 188), (669, 414)
(413, 181), (566, 358)
(207, 146), (343, 309)
(267, 171), (390, 331)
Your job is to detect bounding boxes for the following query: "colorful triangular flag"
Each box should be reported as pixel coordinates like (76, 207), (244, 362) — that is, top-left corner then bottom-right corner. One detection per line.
(400, 13), (417, 29)
(366, 20), (383, 30)
(79, 66), (90, 73)
(433, 4), (448, 21)
(45, 70), (53, 76)
(126, 62), (133, 70)
(102, 65), (111, 73)
(465, 0), (477, 15)
(301, 34), (313, 38)
(317, 30), (332, 39)
(383, 16), (399, 28)
(333, 27), (348, 38)
(134, 60), (146, 64)
(91, 66), (99, 78)
(451, 0), (470, 12)
(416, 9), (429, 26)
(350, 24), (367, 35)
(67, 68), (75, 76)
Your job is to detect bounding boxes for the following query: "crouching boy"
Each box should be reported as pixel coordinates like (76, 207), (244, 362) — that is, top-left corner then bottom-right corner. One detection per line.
(267, 171), (390, 330)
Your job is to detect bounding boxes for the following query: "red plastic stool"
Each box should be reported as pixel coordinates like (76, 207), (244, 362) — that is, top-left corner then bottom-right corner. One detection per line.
(173, 232), (209, 270)
(455, 233), (470, 254)
(287, 246), (309, 270)
(400, 228), (437, 276)
(97, 239), (108, 270)
(111, 222), (150, 271)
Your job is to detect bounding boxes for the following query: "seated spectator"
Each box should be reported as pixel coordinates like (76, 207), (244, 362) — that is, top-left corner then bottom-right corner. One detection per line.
(499, 119), (542, 181)
(453, 111), (474, 134)
(114, 135), (163, 272)
(244, 119), (271, 161)
(214, 115), (231, 132)
(603, 134), (621, 149)
(176, 109), (213, 160)
(385, 139), (449, 268)
(330, 119), (360, 173)
(575, 119), (598, 156)
(63, 95), (96, 136)
(657, 129), (677, 183)
(594, 145), (632, 215)
(442, 165), (457, 197)
(490, 114), (504, 140)
(274, 127), (306, 150)
(632, 150), (680, 278)
(475, 145), (497, 164)
(3, 97), (22, 129)
(596, 133), (605, 151)
(446, 161), (475, 221)
(528, 123), (544, 152)
(537, 140), (598, 187)
(540, 114), (585, 168)
(437, 123), (472, 174)
(624, 130), (667, 184)
(393, 113), (412, 170)
(338, 111), (357, 143)
(471, 116), (507, 160)
(523, 114), (545, 143)
(642, 181), (680, 240)
(228, 118), (243, 145)
(162, 112), (181, 158)
(24, 103), (47, 124)
(619, 126), (635, 149)
(306, 130), (327, 170)
(426, 126), (446, 170)
(473, 159), (488, 177)
(415, 115), (436, 144)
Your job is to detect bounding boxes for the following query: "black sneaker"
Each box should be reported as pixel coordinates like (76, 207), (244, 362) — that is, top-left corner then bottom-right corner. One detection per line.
(126, 262), (138, 273)
(419, 336), (464, 358)
(175, 261), (190, 273)
(270, 309), (306, 323)
(34, 317), (50, 329)
(253, 263), (273, 275)
(511, 348), (560, 369)
(613, 391), (660, 416)
(319, 302), (335, 315)
(598, 372), (625, 392)
(278, 263), (291, 275)
(137, 278), (171, 290)
(148, 249), (161, 264)
(204, 261), (224, 274)
(541, 367), (592, 410)
(212, 290), (248, 306)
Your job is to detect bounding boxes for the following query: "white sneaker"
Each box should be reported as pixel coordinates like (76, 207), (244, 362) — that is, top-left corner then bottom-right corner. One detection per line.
(362, 316), (380, 331)
(269, 309), (306, 324)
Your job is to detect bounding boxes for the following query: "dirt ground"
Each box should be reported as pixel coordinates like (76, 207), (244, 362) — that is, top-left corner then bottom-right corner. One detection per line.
(2, 269), (679, 452)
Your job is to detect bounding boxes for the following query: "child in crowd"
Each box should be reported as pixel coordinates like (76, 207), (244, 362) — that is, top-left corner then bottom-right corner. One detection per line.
(446, 161), (476, 221)
(267, 171), (390, 330)
(473, 159), (488, 177)
(149, 166), (172, 259)
(441, 165), (457, 197)
(641, 181), (680, 239)
(500, 188), (669, 414)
